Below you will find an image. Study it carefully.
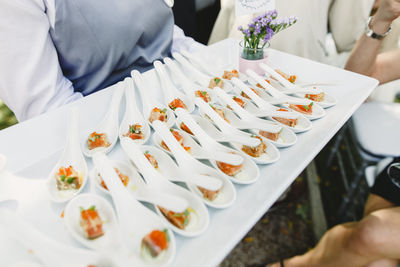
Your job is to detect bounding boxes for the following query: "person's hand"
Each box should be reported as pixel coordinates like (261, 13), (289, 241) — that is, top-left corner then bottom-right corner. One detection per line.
(374, 0), (400, 24)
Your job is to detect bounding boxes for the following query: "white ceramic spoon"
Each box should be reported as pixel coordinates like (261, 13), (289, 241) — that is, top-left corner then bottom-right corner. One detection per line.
(153, 127), (243, 165)
(92, 153), (176, 266)
(0, 209), (116, 267)
(139, 145), (223, 191)
(119, 77), (150, 145)
(153, 60), (195, 113)
(179, 50), (219, 76)
(151, 121), (236, 208)
(131, 70), (175, 128)
(259, 63), (337, 108)
(223, 107), (297, 148)
(120, 139), (210, 236)
(90, 160), (187, 213)
(247, 70), (326, 120)
(175, 108), (260, 184)
(64, 193), (121, 252)
(82, 83), (124, 157)
(253, 76), (338, 109)
(238, 97), (312, 133)
(259, 63), (323, 94)
(229, 79), (312, 133)
(231, 77), (299, 119)
(153, 126), (252, 177)
(172, 52), (234, 92)
(180, 50), (249, 81)
(179, 50), (245, 89)
(246, 69), (313, 104)
(47, 107), (88, 203)
(195, 98), (280, 164)
(293, 91), (338, 108)
(213, 87), (297, 147)
(163, 57), (218, 104)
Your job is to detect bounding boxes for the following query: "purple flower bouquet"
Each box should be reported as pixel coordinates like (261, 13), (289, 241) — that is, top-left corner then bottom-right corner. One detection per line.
(239, 10), (297, 61)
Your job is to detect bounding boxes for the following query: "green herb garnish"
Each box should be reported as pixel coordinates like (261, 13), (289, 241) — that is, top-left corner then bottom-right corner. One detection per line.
(201, 91), (206, 96)
(129, 125), (138, 133)
(163, 229), (170, 242)
(66, 177), (76, 184)
(162, 108), (167, 113)
(89, 205), (96, 211)
(214, 78), (221, 85)
(60, 175), (66, 182)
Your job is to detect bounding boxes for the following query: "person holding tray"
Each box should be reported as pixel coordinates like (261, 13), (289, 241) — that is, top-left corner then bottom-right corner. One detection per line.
(265, 1), (400, 266)
(0, 0), (203, 122)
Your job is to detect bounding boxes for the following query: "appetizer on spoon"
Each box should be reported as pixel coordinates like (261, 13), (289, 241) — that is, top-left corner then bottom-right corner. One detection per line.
(259, 63), (337, 108)
(132, 70), (175, 128)
(196, 98), (280, 164)
(172, 52), (234, 92)
(151, 121), (236, 208)
(47, 107), (88, 203)
(139, 145), (224, 189)
(82, 83), (124, 157)
(120, 139), (210, 236)
(179, 50), (247, 88)
(175, 108), (260, 184)
(119, 77), (151, 145)
(231, 77), (312, 133)
(0, 209), (116, 267)
(213, 87), (297, 148)
(64, 193), (121, 252)
(153, 60), (195, 114)
(152, 127), (243, 165)
(92, 153), (176, 266)
(91, 160), (188, 213)
(163, 57), (217, 104)
(246, 69), (326, 120)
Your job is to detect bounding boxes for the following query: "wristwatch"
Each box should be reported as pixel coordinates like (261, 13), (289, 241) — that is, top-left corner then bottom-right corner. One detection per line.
(388, 162), (400, 188)
(365, 16), (392, 40)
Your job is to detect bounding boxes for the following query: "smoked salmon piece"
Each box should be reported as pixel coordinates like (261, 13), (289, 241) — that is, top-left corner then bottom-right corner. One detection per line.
(142, 229), (169, 257)
(149, 107), (168, 123)
(241, 136), (266, 157)
(80, 206), (104, 240)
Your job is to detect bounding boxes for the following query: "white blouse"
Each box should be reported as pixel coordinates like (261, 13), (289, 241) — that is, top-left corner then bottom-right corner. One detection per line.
(0, 0), (202, 122)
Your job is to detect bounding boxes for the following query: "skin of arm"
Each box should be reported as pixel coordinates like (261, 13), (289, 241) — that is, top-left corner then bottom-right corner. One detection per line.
(345, 0), (400, 84)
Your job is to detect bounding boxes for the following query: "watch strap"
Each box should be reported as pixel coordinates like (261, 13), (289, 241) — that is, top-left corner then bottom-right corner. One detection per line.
(365, 16), (392, 40)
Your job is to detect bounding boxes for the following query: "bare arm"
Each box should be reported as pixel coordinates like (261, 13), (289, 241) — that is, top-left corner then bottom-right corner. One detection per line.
(345, 0), (400, 84)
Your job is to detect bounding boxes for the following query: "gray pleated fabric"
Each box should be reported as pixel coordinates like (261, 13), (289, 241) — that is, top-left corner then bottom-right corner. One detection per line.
(50, 0), (174, 95)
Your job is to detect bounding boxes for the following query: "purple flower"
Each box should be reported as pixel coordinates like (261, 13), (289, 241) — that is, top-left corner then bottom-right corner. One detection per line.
(238, 25), (243, 31)
(289, 16), (298, 24)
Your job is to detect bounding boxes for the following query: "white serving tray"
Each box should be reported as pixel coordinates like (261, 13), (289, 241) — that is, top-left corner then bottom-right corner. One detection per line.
(0, 38), (378, 267)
